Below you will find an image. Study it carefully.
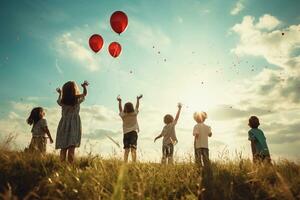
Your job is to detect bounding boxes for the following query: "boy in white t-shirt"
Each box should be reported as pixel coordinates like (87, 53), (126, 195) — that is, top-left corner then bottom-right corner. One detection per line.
(193, 111), (212, 168)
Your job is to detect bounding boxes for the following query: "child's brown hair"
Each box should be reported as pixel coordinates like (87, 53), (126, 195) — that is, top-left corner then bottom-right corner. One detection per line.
(164, 114), (174, 124)
(61, 81), (80, 106)
(124, 102), (134, 113)
(27, 107), (43, 126)
(249, 116), (260, 128)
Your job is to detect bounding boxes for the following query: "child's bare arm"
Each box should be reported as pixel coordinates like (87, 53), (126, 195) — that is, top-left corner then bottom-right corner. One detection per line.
(43, 127), (53, 144)
(135, 95), (143, 111)
(208, 128), (212, 137)
(251, 140), (256, 155)
(117, 95), (122, 113)
(56, 88), (62, 105)
(81, 81), (89, 97)
(174, 103), (182, 122)
(154, 133), (163, 142)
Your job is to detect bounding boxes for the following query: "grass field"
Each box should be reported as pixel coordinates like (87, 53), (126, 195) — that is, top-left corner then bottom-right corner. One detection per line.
(0, 148), (299, 200)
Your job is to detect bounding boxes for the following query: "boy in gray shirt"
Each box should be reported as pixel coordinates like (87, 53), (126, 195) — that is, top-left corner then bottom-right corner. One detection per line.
(154, 103), (182, 164)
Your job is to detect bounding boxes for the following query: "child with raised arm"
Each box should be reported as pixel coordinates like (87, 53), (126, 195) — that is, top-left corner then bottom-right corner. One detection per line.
(154, 103), (182, 164)
(193, 111), (212, 168)
(27, 107), (53, 153)
(248, 116), (271, 163)
(117, 94), (142, 163)
(56, 80), (88, 163)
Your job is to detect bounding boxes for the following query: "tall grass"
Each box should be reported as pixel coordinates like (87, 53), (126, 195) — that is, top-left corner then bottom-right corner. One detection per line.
(0, 148), (299, 200)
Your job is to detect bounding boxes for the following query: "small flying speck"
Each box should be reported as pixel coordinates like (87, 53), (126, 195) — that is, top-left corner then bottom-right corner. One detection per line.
(158, 51), (161, 54)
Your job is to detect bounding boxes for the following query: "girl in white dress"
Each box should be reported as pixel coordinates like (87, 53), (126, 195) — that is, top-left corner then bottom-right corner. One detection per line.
(56, 81), (88, 163)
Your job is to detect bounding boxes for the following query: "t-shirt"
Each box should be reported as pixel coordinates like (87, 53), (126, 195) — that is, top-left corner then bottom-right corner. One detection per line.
(193, 123), (212, 149)
(31, 119), (47, 137)
(248, 128), (270, 155)
(161, 121), (177, 145)
(119, 110), (139, 134)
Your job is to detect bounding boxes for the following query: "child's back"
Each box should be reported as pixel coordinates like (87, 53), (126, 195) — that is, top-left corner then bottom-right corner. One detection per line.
(193, 111), (212, 168)
(161, 121), (177, 145)
(248, 128), (269, 156)
(120, 110), (139, 133)
(248, 116), (271, 163)
(193, 123), (211, 149)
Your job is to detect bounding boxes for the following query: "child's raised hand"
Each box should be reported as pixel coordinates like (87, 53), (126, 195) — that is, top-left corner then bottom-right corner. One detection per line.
(137, 94), (143, 100)
(178, 103), (183, 109)
(117, 95), (122, 102)
(56, 88), (61, 94)
(81, 80), (89, 87)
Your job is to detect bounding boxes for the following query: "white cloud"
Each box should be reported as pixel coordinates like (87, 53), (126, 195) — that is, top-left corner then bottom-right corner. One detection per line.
(256, 14), (281, 30)
(11, 101), (35, 112)
(230, 0), (244, 15)
(56, 32), (100, 72)
(231, 15), (300, 72)
(230, 15), (300, 110)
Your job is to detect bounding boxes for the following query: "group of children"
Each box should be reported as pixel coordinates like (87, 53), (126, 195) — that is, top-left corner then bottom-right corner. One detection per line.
(26, 80), (271, 165)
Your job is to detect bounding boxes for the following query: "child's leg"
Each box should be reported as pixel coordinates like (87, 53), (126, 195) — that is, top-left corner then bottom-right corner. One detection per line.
(131, 148), (137, 162)
(262, 154), (272, 164)
(167, 156), (174, 164)
(40, 137), (46, 154)
(195, 148), (202, 166)
(253, 154), (258, 163)
(167, 144), (174, 164)
(60, 149), (67, 161)
(124, 148), (130, 163)
(161, 145), (167, 164)
(201, 148), (210, 168)
(67, 146), (75, 163)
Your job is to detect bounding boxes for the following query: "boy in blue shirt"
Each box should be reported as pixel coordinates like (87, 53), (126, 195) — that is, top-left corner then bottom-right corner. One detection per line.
(248, 116), (271, 163)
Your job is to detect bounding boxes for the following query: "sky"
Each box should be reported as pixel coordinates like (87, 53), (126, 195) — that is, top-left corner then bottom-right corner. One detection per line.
(0, 0), (300, 162)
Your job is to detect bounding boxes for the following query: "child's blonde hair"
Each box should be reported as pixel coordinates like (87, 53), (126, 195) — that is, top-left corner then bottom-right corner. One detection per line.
(193, 112), (207, 123)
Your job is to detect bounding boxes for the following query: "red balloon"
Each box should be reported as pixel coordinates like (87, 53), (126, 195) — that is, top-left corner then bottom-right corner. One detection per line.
(108, 42), (122, 58)
(89, 34), (104, 53)
(110, 11), (128, 35)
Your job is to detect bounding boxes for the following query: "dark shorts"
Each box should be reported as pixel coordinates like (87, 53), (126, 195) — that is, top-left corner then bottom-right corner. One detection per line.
(195, 148), (210, 167)
(162, 143), (174, 158)
(123, 131), (138, 149)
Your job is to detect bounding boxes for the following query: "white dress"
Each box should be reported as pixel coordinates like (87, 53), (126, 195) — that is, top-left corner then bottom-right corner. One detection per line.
(55, 97), (84, 149)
